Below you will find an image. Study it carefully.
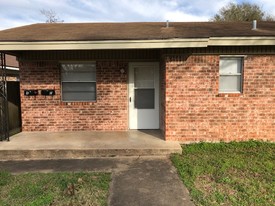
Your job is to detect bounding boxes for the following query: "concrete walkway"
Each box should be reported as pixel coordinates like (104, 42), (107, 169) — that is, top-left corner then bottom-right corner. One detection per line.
(0, 130), (182, 160)
(0, 157), (194, 206)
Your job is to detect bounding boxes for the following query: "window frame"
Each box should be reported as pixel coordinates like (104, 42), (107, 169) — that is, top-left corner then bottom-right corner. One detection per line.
(60, 62), (97, 102)
(219, 56), (244, 94)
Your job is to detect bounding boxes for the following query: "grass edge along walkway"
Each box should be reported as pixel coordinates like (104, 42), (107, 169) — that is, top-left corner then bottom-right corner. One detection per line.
(0, 171), (111, 206)
(171, 141), (275, 206)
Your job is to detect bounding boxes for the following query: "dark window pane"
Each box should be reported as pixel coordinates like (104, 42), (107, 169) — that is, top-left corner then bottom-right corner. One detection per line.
(62, 82), (96, 101)
(63, 91), (96, 101)
(134, 89), (154, 109)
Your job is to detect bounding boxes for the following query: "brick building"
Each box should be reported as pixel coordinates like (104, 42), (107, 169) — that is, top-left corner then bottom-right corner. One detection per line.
(0, 22), (274, 142)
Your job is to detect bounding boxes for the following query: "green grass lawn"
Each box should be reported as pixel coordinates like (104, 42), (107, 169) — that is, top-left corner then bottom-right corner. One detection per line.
(171, 141), (275, 206)
(0, 171), (111, 206)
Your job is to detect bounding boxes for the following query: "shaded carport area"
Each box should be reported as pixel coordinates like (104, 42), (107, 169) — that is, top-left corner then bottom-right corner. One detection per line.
(0, 53), (20, 141)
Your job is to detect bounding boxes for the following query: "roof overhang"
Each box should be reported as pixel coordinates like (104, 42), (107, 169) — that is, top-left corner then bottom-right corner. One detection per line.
(0, 37), (274, 51)
(0, 39), (208, 51)
(208, 37), (275, 46)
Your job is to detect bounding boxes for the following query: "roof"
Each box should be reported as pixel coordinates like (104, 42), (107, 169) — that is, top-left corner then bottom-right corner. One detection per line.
(0, 22), (275, 51)
(0, 22), (275, 42)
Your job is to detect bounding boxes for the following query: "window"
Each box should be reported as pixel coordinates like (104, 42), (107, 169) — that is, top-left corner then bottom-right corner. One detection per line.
(134, 67), (155, 109)
(61, 63), (96, 101)
(219, 57), (243, 93)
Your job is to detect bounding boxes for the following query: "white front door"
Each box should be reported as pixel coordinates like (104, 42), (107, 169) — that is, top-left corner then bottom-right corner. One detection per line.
(129, 62), (159, 129)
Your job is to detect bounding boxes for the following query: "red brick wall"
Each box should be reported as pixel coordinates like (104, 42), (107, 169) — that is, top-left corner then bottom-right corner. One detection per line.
(20, 61), (128, 131)
(19, 53), (275, 142)
(165, 55), (275, 142)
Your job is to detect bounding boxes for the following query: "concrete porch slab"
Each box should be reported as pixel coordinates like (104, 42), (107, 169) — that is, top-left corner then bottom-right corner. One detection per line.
(0, 130), (182, 160)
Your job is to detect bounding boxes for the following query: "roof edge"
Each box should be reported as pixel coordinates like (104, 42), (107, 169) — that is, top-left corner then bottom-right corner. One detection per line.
(209, 37), (275, 46)
(0, 37), (274, 51)
(0, 39), (209, 50)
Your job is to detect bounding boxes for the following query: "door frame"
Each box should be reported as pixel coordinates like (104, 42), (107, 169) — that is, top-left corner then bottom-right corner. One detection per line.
(128, 62), (160, 129)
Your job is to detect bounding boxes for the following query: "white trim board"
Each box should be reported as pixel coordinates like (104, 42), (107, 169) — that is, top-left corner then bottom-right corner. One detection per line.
(0, 37), (275, 51)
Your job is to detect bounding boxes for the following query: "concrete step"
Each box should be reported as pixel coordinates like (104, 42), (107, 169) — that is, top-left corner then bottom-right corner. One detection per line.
(0, 147), (182, 161)
(0, 131), (182, 161)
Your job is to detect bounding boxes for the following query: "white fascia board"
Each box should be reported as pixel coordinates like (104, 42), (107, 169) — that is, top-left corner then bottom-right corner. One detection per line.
(1, 37), (274, 51)
(208, 37), (275, 46)
(0, 39), (209, 51)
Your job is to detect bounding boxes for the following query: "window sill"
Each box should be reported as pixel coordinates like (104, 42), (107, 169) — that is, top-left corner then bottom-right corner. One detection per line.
(217, 93), (242, 97)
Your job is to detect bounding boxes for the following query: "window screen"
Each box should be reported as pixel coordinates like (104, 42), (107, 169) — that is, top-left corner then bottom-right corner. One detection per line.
(61, 63), (96, 101)
(219, 57), (243, 93)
